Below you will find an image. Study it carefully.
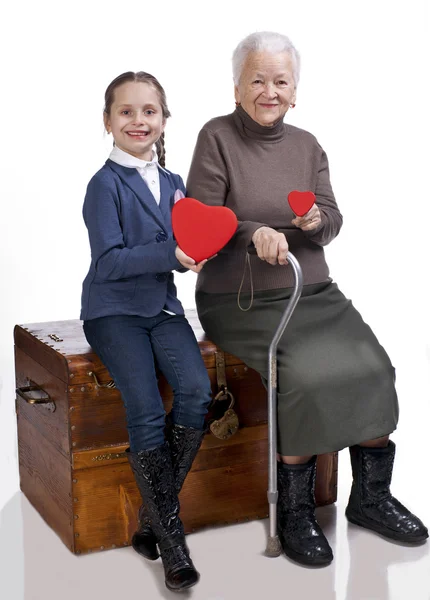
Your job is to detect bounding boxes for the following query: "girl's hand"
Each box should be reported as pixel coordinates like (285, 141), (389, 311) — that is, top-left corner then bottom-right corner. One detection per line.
(175, 246), (208, 273)
(292, 205), (322, 231)
(251, 227), (289, 266)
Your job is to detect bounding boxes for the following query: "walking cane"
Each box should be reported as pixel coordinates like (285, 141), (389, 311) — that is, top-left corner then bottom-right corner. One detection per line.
(266, 251), (303, 556)
(247, 246), (304, 556)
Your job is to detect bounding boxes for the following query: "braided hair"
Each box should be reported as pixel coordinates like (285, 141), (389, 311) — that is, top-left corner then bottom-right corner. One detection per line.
(103, 71), (171, 167)
(156, 132), (167, 168)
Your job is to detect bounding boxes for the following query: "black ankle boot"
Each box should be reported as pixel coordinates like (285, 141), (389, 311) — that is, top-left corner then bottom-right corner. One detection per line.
(346, 441), (428, 543)
(127, 443), (200, 592)
(277, 457), (333, 566)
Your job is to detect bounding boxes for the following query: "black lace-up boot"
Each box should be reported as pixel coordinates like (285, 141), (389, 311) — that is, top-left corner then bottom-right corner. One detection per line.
(131, 424), (205, 561)
(131, 506), (158, 560)
(277, 456), (333, 566)
(127, 442), (200, 592)
(346, 441), (428, 543)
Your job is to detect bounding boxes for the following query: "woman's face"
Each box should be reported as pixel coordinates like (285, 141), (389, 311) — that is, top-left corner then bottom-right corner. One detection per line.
(235, 51), (297, 126)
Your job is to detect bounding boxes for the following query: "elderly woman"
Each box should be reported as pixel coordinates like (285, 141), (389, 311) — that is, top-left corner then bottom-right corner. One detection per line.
(187, 31), (428, 567)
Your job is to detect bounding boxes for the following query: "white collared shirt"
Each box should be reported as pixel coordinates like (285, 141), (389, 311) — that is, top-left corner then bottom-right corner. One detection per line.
(109, 145), (161, 204)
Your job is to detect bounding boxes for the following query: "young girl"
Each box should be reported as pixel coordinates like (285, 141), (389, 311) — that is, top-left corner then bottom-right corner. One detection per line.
(80, 71), (212, 592)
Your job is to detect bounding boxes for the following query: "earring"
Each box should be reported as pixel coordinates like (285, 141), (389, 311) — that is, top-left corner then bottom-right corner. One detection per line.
(290, 103), (296, 108)
(235, 101), (241, 107)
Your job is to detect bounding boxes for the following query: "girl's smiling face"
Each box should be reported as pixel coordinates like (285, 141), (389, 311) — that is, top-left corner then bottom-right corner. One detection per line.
(104, 81), (165, 161)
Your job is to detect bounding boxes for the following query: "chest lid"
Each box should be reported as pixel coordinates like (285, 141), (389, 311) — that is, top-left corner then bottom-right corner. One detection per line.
(14, 310), (239, 386)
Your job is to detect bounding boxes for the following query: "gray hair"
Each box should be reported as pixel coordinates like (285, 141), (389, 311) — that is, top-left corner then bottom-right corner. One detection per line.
(232, 31), (301, 87)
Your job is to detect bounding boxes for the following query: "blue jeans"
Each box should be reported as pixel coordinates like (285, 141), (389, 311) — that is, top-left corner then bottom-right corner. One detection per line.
(83, 312), (212, 452)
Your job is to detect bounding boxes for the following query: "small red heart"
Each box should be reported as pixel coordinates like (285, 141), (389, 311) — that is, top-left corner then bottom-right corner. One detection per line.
(172, 198), (238, 263)
(288, 191), (316, 217)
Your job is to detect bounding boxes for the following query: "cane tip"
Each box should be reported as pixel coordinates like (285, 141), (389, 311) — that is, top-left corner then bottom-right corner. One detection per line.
(265, 536), (282, 557)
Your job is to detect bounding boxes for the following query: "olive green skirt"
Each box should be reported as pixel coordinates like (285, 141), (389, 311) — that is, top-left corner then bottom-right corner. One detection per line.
(196, 281), (399, 456)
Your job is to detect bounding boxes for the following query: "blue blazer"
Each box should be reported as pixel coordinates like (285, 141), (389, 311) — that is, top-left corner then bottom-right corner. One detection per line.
(80, 159), (186, 320)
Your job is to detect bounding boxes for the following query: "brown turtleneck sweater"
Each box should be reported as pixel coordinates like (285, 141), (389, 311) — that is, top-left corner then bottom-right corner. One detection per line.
(187, 106), (343, 294)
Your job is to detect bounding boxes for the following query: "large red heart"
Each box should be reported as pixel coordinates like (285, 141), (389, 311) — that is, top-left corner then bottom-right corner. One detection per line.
(288, 191), (316, 217)
(172, 198), (238, 263)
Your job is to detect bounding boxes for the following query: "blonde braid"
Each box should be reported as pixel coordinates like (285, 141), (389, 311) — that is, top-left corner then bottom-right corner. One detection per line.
(157, 132), (166, 168)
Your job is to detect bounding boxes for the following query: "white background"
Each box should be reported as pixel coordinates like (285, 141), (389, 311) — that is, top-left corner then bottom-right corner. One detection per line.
(0, 0), (429, 559)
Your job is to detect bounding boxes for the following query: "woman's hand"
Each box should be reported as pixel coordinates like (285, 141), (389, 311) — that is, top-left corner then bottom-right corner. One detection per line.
(292, 205), (322, 231)
(251, 227), (289, 266)
(175, 246), (208, 273)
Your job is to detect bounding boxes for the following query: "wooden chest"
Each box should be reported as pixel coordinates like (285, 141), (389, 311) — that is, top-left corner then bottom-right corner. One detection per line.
(14, 311), (338, 555)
